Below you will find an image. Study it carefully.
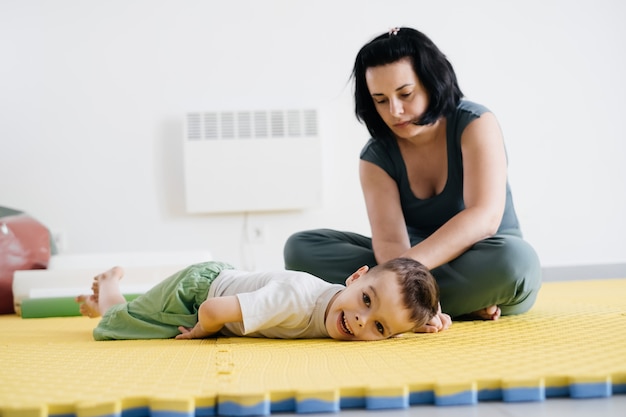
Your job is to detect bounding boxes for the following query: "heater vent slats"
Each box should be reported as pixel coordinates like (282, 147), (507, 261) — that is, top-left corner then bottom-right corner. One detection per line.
(186, 109), (318, 141)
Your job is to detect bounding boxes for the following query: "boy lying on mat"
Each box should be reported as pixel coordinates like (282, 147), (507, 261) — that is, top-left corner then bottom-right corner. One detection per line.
(76, 258), (451, 341)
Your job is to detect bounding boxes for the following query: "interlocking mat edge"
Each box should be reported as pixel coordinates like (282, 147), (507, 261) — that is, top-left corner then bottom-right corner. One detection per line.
(1, 279), (625, 417)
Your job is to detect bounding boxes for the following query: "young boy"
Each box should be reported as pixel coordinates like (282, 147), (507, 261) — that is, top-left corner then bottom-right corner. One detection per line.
(76, 257), (450, 341)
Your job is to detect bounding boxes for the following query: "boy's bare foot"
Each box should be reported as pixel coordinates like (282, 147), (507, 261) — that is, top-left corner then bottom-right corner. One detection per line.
(75, 266), (124, 318)
(468, 305), (501, 321)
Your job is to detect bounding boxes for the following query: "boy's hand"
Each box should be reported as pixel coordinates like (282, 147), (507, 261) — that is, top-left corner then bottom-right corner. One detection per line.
(175, 324), (213, 340)
(414, 303), (451, 333)
(176, 296), (242, 340)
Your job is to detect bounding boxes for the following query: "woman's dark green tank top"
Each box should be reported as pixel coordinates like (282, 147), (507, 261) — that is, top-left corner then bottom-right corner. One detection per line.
(359, 100), (520, 238)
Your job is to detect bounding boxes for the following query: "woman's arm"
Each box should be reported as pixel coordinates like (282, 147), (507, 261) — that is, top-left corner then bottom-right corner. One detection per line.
(361, 112), (507, 270)
(403, 112), (507, 269)
(360, 159), (412, 264)
(175, 295), (243, 339)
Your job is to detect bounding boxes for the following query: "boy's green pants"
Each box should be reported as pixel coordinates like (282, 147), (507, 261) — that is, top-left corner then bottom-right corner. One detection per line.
(94, 261), (233, 340)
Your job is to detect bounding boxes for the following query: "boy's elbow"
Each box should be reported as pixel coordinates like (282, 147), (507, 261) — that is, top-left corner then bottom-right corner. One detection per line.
(199, 301), (211, 318)
(197, 296), (241, 333)
(198, 301), (219, 331)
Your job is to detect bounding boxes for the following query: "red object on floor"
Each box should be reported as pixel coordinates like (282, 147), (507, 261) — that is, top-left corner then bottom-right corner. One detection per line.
(0, 213), (51, 314)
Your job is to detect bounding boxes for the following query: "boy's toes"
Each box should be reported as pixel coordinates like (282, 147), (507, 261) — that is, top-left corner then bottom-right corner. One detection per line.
(78, 303), (90, 316)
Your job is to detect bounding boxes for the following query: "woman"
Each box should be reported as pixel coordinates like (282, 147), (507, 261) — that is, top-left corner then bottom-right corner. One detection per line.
(284, 27), (541, 324)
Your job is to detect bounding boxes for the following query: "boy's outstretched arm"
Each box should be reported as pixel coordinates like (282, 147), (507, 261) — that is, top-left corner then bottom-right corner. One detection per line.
(176, 295), (243, 339)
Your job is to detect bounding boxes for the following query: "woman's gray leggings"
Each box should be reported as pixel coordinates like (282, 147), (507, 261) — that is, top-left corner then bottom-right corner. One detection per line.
(283, 228), (542, 318)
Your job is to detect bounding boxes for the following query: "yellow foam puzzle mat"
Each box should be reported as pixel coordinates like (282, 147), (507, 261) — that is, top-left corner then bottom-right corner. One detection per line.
(1, 279), (625, 416)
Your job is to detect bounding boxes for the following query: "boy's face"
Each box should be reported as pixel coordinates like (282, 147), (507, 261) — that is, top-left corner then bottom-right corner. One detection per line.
(325, 266), (415, 341)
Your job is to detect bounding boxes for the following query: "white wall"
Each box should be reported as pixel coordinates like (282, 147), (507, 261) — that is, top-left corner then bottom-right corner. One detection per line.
(1, 0), (625, 271)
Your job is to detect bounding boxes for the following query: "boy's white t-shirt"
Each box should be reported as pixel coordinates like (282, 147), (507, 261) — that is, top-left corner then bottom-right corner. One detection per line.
(207, 269), (345, 339)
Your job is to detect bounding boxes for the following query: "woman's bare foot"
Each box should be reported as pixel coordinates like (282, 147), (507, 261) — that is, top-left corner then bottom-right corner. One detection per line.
(468, 305), (501, 321)
(75, 266), (125, 318)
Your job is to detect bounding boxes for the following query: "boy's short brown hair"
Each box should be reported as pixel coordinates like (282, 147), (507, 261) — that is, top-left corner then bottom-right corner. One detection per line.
(373, 257), (439, 330)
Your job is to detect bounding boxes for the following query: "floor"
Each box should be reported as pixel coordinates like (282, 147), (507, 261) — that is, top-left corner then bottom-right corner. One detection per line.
(278, 267), (626, 417)
(273, 396), (626, 416)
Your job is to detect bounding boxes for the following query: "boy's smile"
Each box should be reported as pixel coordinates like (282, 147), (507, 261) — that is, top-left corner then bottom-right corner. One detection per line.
(325, 266), (415, 341)
(338, 311), (354, 336)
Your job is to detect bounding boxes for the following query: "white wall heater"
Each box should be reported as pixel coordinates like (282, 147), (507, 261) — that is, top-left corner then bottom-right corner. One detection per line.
(183, 109), (322, 213)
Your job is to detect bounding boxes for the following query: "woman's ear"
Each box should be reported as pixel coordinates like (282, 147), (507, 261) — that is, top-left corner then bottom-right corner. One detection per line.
(345, 265), (370, 286)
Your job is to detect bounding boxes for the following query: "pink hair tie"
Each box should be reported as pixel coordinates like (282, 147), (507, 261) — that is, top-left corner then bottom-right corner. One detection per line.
(388, 27), (400, 36)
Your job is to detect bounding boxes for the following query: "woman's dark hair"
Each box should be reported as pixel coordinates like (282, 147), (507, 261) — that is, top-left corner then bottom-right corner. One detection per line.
(351, 27), (463, 140)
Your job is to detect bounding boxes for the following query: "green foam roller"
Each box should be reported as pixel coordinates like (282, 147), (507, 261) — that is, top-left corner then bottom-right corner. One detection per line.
(20, 294), (142, 318)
